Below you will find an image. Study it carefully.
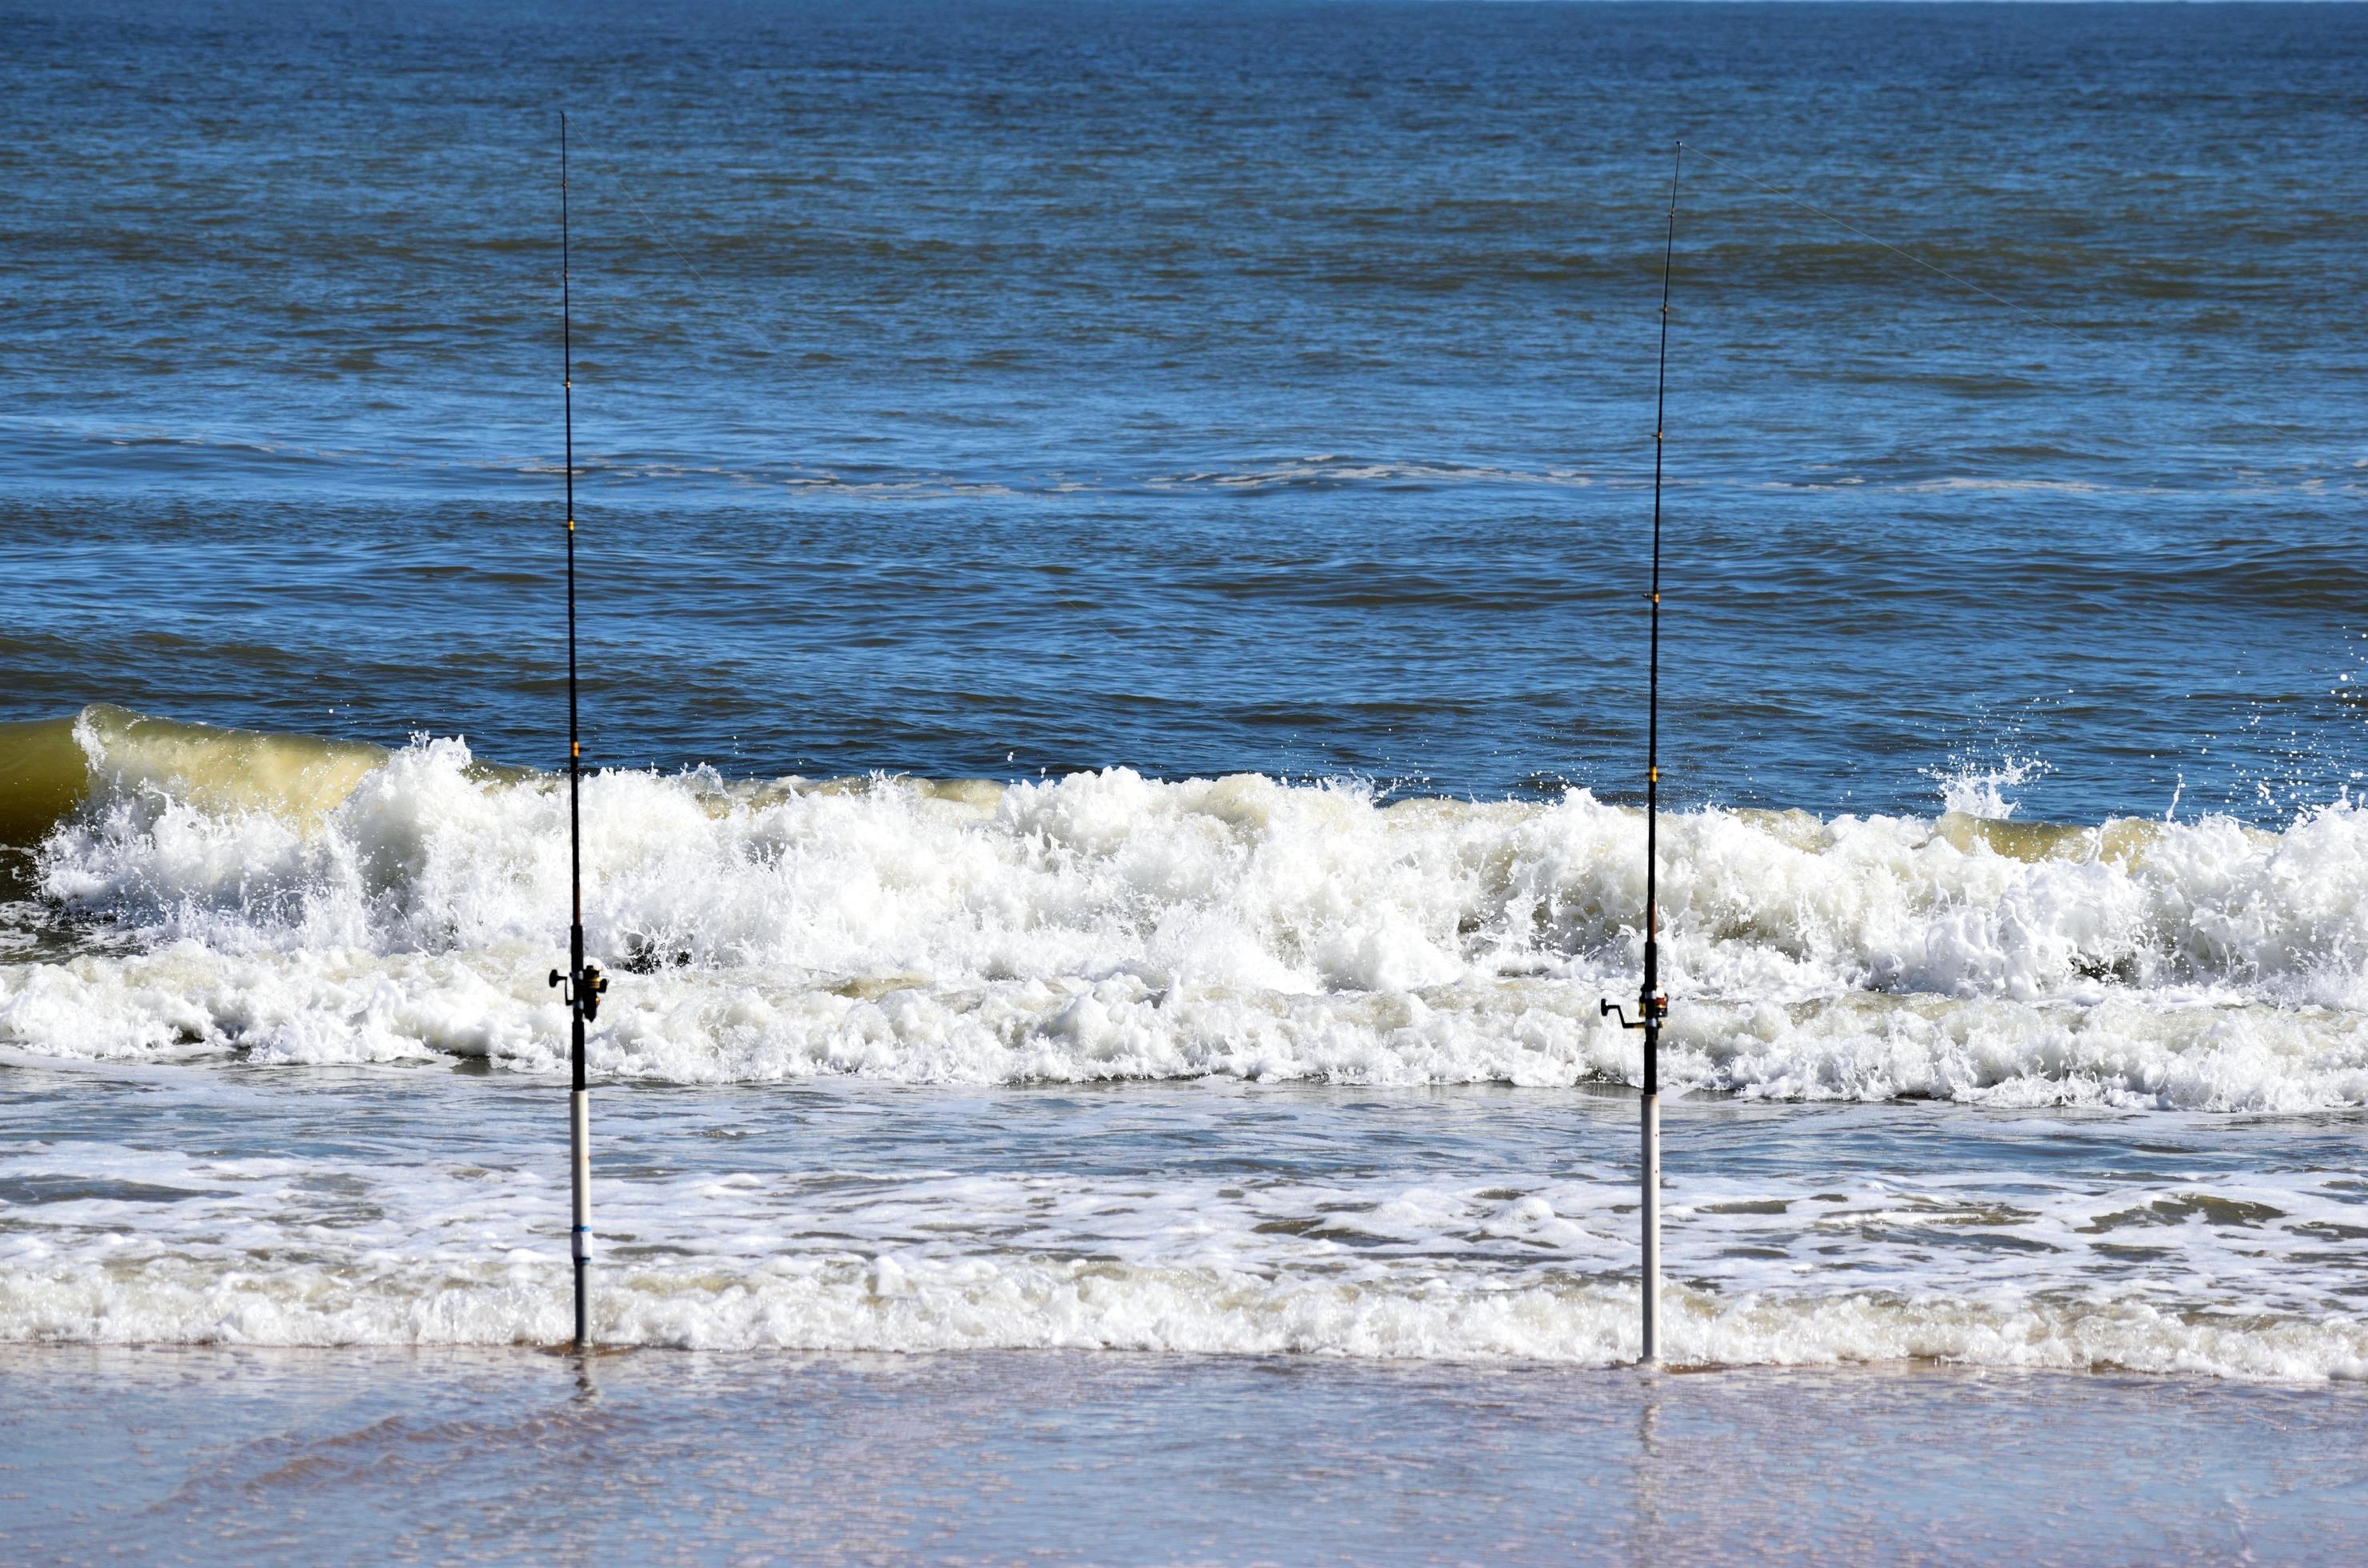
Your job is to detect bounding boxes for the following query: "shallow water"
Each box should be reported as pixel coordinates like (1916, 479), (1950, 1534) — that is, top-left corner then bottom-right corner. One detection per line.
(7, 1058), (2367, 1378)
(5, 1346), (2366, 1562)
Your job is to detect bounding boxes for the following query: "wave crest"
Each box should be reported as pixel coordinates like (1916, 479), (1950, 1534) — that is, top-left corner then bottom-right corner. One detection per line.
(6, 706), (2368, 1103)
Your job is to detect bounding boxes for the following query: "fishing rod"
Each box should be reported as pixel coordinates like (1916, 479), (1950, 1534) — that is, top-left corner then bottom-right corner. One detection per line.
(1602, 140), (1681, 1366)
(1580, 144), (2086, 1366)
(546, 110), (607, 1354)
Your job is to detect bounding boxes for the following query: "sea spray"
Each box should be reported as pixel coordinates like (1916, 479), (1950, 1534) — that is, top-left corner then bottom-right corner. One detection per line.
(6, 708), (2368, 1105)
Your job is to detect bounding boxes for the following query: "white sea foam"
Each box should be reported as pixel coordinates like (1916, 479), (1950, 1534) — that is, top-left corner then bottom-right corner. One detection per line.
(10, 709), (2368, 1104)
(11, 1254), (2365, 1380)
(4, 1121), (2364, 1380)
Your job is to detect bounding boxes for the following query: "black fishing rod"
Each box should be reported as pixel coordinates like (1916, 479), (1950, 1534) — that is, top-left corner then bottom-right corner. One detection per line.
(547, 110), (607, 1354)
(1602, 140), (1681, 1366)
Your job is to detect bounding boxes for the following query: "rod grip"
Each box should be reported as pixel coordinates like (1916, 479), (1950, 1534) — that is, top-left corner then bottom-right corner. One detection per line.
(1641, 1092), (1662, 1363)
(570, 1089), (590, 1258)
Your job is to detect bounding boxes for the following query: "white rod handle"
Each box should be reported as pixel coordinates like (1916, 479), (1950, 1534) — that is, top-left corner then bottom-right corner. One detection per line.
(1641, 1092), (1661, 1364)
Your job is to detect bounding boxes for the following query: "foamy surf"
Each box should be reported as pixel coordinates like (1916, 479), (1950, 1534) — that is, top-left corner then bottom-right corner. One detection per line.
(10, 1254), (2365, 1381)
(5, 1090), (2365, 1381)
(5, 706), (2368, 1106)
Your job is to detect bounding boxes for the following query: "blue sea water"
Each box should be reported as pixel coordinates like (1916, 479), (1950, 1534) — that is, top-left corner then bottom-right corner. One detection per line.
(4, 0), (2368, 1434)
(4, 0), (2364, 817)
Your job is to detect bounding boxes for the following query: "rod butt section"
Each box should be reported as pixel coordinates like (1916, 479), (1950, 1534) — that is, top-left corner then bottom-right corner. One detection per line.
(1640, 1092), (1661, 1365)
(570, 1087), (590, 1349)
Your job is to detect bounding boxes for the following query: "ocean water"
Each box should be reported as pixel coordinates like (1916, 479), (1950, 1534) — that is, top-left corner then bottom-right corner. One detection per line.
(6, 0), (2368, 1397)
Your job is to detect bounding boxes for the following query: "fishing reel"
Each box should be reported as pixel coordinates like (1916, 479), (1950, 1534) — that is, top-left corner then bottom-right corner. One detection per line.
(1600, 992), (1669, 1031)
(548, 963), (609, 1022)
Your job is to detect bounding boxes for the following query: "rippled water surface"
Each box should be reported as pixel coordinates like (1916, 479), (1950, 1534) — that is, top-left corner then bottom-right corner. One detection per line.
(6, 0), (2366, 814)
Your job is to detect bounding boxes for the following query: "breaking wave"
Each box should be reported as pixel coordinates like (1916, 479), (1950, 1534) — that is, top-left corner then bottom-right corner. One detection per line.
(9, 1254), (2365, 1382)
(6, 704), (2368, 1107)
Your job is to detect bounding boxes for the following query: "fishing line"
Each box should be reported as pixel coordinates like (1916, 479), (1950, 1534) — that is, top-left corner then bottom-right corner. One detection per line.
(1682, 143), (2090, 339)
(609, 172), (723, 302)
(563, 122), (763, 354)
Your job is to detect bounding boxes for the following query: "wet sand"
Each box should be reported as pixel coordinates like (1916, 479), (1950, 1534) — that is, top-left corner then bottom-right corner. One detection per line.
(3, 1346), (2363, 1563)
